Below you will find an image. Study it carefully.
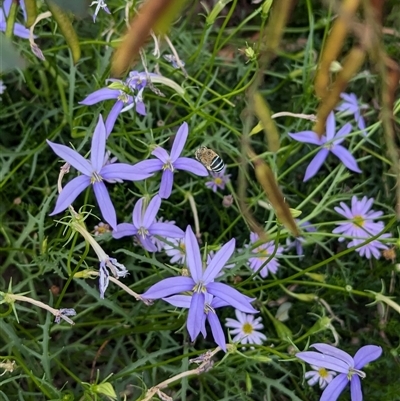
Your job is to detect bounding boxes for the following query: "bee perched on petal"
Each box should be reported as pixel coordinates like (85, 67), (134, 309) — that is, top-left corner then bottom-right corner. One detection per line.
(195, 146), (225, 173)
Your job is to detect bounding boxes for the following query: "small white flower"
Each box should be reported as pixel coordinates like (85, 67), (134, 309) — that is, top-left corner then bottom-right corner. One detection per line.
(225, 310), (267, 345)
(304, 365), (337, 389)
(0, 80), (6, 95)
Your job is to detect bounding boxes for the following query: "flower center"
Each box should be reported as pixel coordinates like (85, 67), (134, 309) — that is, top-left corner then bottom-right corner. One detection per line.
(353, 215), (365, 227)
(242, 322), (254, 335)
(137, 226), (149, 239)
(348, 367), (366, 380)
(91, 171), (103, 184)
(118, 91), (131, 104)
(163, 160), (174, 172)
(318, 367), (329, 379)
(193, 282), (206, 293)
(204, 302), (215, 315)
(214, 177), (223, 185)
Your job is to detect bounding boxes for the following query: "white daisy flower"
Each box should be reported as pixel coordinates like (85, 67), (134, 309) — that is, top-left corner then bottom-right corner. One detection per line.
(225, 310), (267, 345)
(304, 365), (337, 389)
(164, 238), (186, 264)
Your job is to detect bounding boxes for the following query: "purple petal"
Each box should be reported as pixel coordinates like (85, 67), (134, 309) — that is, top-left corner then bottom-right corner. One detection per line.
(333, 122), (352, 144)
(19, 0), (27, 21)
(91, 115), (106, 171)
(159, 169), (174, 199)
(49, 175), (90, 215)
(296, 351), (350, 373)
(207, 312), (227, 352)
(135, 101), (146, 116)
(149, 223), (184, 238)
(304, 148), (329, 181)
(350, 375), (362, 401)
(13, 23), (31, 39)
(288, 131), (322, 145)
(170, 122), (188, 162)
(79, 88), (120, 105)
(353, 345), (382, 369)
(47, 140), (92, 176)
(163, 295), (192, 308)
(112, 223), (138, 239)
(331, 145), (361, 173)
(151, 147), (169, 163)
(185, 225), (203, 282)
(3, 0), (11, 15)
(207, 282), (257, 313)
(105, 100), (124, 137)
(187, 292), (205, 341)
(132, 198), (144, 227)
(320, 374), (348, 401)
(138, 235), (158, 252)
(101, 163), (153, 181)
(132, 159), (163, 174)
(141, 276), (194, 299)
(325, 112), (336, 141)
(211, 297), (231, 309)
(93, 182), (117, 229)
(174, 158), (209, 176)
(98, 265), (109, 299)
(143, 195), (161, 227)
(203, 238), (235, 284)
(311, 343), (354, 366)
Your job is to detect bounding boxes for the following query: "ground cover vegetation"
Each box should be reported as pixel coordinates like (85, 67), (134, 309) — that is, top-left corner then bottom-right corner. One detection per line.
(1, 0), (400, 400)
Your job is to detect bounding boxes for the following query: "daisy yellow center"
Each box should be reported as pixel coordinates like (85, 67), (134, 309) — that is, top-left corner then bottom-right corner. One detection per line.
(179, 243), (186, 253)
(214, 177), (223, 185)
(353, 215), (365, 227)
(318, 367), (328, 378)
(242, 322), (254, 335)
(97, 225), (109, 234)
(91, 171), (103, 183)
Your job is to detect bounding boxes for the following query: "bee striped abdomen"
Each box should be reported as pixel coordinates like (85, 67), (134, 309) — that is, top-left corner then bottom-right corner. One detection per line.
(195, 146), (225, 173)
(210, 156), (224, 172)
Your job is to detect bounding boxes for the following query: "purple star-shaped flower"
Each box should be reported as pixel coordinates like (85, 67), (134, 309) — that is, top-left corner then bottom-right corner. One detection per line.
(47, 115), (152, 229)
(141, 225), (257, 346)
(296, 343), (382, 401)
(1, 0), (30, 39)
(288, 112), (361, 182)
(80, 71), (149, 137)
(163, 293), (230, 351)
(205, 167), (231, 193)
(336, 93), (367, 135)
(112, 195), (184, 252)
(134, 122), (208, 199)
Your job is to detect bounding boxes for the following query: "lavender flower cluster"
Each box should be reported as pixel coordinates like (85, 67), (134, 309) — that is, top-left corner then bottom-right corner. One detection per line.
(3, 3), (388, 399)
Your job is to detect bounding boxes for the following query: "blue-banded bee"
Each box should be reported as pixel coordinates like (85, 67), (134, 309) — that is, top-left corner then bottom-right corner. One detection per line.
(195, 146), (225, 173)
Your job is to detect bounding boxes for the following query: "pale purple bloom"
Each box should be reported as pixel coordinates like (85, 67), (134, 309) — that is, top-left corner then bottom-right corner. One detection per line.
(80, 71), (149, 136)
(205, 168), (231, 192)
(47, 115), (152, 229)
(134, 123), (208, 199)
(286, 220), (316, 256)
(164, 238), (186, 264)
(288, 112), (361, 181)
(246, 232), (283, 278)
(112, 195), (184, 252)
(93, 222), (111, 236)
(164, 293), (230, 350)
(336, 93), (366, 135)
(225, 310), (267, 346)
(333, 196), (385, 240)
(142, 225), (258, 350)
(348, 234), (391, 260)
(90, 0), (111, 22)
(305, 365), (337, 390)
(0, 0), (30, 39)
(297, 343), (382, 401)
